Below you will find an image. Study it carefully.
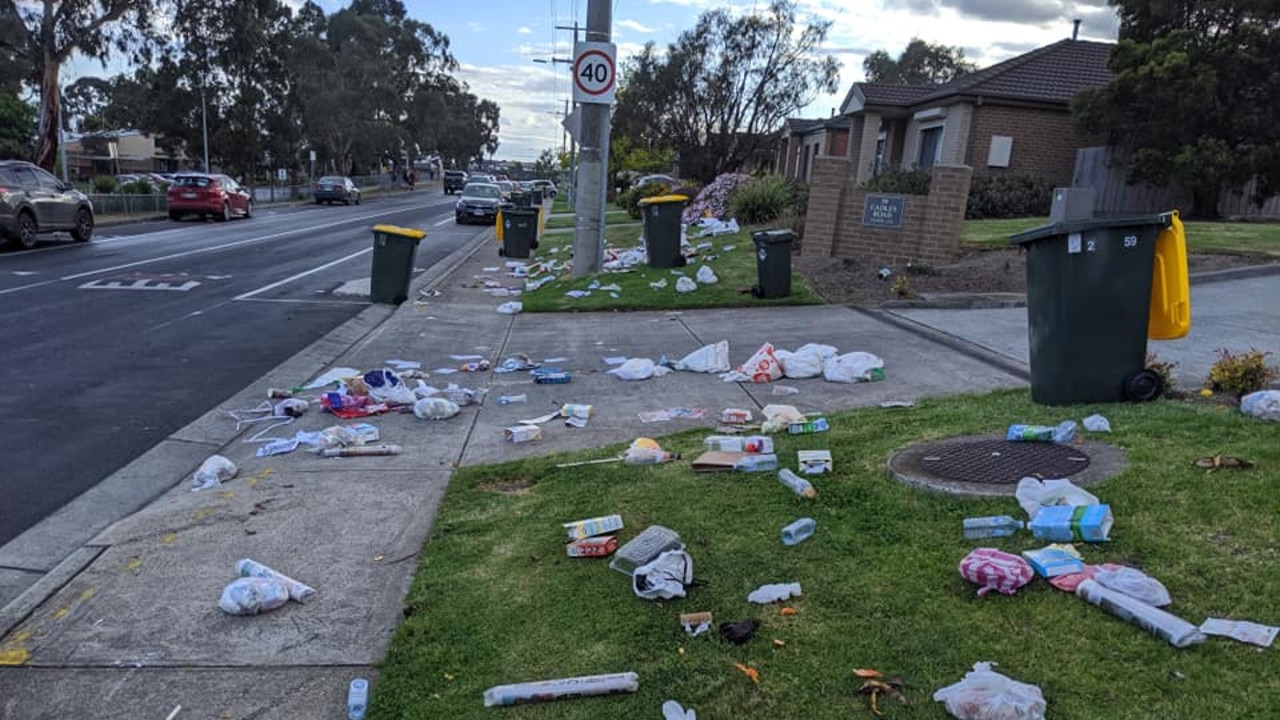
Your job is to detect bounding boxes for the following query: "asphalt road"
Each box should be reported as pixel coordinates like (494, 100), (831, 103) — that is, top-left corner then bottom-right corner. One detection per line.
(0, 189), (484, 546)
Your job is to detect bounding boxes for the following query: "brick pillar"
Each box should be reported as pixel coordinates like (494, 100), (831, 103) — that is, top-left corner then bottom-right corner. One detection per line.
(854, 111), (881, 184)
(921, 164), (973, 263)
(802, 156), (854, 257)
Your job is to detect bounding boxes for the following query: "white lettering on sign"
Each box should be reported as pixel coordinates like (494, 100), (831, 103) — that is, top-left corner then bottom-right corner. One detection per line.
(572, 42), (617, 104)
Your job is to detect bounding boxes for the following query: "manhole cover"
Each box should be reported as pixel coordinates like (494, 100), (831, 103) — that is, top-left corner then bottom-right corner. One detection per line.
(918, 438), (1089, 485)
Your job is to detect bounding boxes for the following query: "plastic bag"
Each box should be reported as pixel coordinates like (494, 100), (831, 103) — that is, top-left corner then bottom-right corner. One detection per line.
(608, 358), (671, 381)
(777, 347), (825, 379)
(438, 383), (483, 406)
(192, 455), (237, 491)
(933, 661), (1046, 720)
(218, 577), (291, 616)
(959, 548), (1034, 597)
(823, 352), (885, 383)
(760, 404), (806, 433)
(675, 276), (697, 293)
(496, 301), (523, 314)
(1014, 477), (1100, 520)
(413, 396), (460, 420)
(1082, 414), (1111, 432)
(747, 582), (802, 604)
(633, 549), (693, 600)
(673, 340), (731, 373)
(363, 369), (416, 405)
(1076, 579), (1204, 647)
(695, 265), (718, 284)
(1094, 566), (1172, 607)
(1241, 390), (1280, 421)
(662, 700), (697, 720)
(721, 343), (784, 383)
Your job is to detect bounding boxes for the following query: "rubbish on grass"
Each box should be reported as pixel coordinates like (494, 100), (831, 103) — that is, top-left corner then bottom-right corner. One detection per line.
(1046, 563), (1112, 593)
(959, 548), (1034, 597)
(719, 618), (760, 645)
(348, 678), (369, 720)
(733, 663), (760, 684)
(675, 277), (697, 293)
(962, 516), (1024, 540)
(610, 526), (685, 576)
(781, 518), (816, 546)
(749, 582), (803, 604)
(932, 661), (1045, 720)
(504, 426), (542, 443)
(880, 400), (915, 409)
(302, 367), (361, 390)
(691, 451), (777, 472)
(1028, 504), (1113, 542)
(703, 435), (773, 453)
(1199, 619), (1278, 647)
(1021, 545), (1085, 578)
(1014, 477), (1100, 520)
(696, 265), (719, 284)
(608, 358), (671, 381)
(1094, 566), (1172, 607)
(680, 612), (713, 637)
(1241, 390), (1280, 421)
(482, 672), (640, 707)
(532, 368), (572, 384)
(566, 290), (591, 298)
(1076, 579), (1206, 647)
(772, 385), (800, 396)
(788, 418), (830, 435)
(697, 217), (740, 236)
(320, 444), (403, 458)
(781, 607), (797, 616)
(564, 514), (624, 541)
(634, 549), (693, 600)
(236, 559), (316, 602)
(823, 352), (885, 383)
(624, 444), (681, 465)
(720, 343), (784, 383)
(413, 397), (461, 420)
(496, 301), (523, 314)
(649, 279), (668, 290)
(760, 404), (805, 433)
(778, 469), (817, 498)
(721, 408), (753, 424)
(498, 394), (527, 405)
(855, 673), (909, 717)
(566, 536), (618, 558)
(1082, 414), (1111, 432)
(672, 341), (731, 373)
(663, 699), (697, 720)
(219, 577), (290, 616)
(798, 450), (833, 474)
(192, 455), (237, 491)
(1006, 421), (1077, 444)
(1192, 454), (1256, 471)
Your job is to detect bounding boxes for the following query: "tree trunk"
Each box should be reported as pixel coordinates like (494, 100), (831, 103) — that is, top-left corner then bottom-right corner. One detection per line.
(34, 53), (61, 171)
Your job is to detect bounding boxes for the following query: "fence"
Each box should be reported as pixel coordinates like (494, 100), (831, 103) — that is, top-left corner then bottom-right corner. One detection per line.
(1074, 146), (1280, 219)
(89, 174), (399, 218)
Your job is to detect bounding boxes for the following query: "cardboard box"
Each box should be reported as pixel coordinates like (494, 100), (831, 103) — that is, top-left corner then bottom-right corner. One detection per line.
(504, 425), (542, 443)
(1029, 504), (1113, 543)
(1022, 546), (1085, 578)
(563, 514), (624, 541)
(691, 451), (777, 472)
(720, 408), (753, 424)
(797, 450), (832, 474)
(566, 535), (618, 557)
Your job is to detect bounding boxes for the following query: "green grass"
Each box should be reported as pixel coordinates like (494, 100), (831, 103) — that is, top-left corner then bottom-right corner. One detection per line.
(370, 390), (1280, 719)
(544, 209), (635, 230)
(519, 224), (821, 312)
(964, 217), (1280, 256)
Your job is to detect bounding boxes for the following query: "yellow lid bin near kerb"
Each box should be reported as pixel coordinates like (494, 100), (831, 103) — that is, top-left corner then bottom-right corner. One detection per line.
(372, 224), (426, 240)
(637, 194), (689, 206)
(1148, 210), (1191, 340)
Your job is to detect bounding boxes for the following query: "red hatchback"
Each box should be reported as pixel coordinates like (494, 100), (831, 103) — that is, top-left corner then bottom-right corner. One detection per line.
(167, 173), (253, 222)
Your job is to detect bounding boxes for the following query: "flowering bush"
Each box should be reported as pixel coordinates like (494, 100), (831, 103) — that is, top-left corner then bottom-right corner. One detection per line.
(682, 172), (752, 224)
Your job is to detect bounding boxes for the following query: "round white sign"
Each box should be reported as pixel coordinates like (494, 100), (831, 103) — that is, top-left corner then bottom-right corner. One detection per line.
(572, 42), (617, 104)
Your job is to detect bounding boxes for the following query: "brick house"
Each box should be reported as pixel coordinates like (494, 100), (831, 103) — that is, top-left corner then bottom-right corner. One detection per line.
(776, 116), (852, 182)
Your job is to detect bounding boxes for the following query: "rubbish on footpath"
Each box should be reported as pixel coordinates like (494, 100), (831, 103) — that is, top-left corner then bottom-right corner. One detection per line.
(218, 577), (290, 616)
(788, 417), (829, 435)
(798, 450), (833, 474)
(720, 343), (784, 383)
(1021, 545), (1085, 578)
(482, 672), (640, 707)
(192, 455), (237, 491)
(610, 525), (685, 575)
(719, 618), (760, 645)
(385, 359), (421, 371)
(748, 582), (803, 604)
(675, 276), (698, 293)
(504, 425), (542, 443)
(363, 369), (416, 405)
(853, 670), (909, 717)
(608, 357), (671, 381)
(781, 518), (816, 546)
(413, 397), (460, 421)
(1028, 504), (1113, 542)
(1241, 390), (1280, 421)
(564, 514), (624, 541)
(721, 408), (753, 424)
(267, 387), (294, 399)
(823, 352), (885, 383)
(450, 354), (485, 361)
(1199, 618), (1278, 647)
(518, 411), (561, 426)
(639, 408), (708, 423)
(691, 451), (777, 472)
(958, 548), (1034, 597)
(1094, 566), (1172, 607)
(1006, 421), (1077, 444)
(236, 558), (315, 603)
(778, 469), (817, 498)
(320, 443), (403, 458)
(496, 301), (523, 314)
(566, 536), (618, 558)
(348, 678), (369, 720)
(532, 368), (572, 384)
(498, 394), (527, 405)
(1014, 477), (1100, 520)
(776, 343), (835, 379)
(1082, 414), (1112, 432)
(932, 661), (1046, 720)
(1192, 454), (1256, 471)
(703, 435), (773, 453)
(680, 612), (713, 637)
(458, 360), (490, 373)
(772, 385), (800, 396)
(672, 340), (731, 373)
(1076, 579), (1206, 648)
(760, 404), (805, 433)
(962, 516), (1024, 540)
(302, 367), (361, 390)
(695, 265), (718, 284)
(561, 403), (594, 420)
(603, 356), (628, 365)
(634, 549), (693, 599)
(317, 423), (379, 448)
(494, 354), (539, 373)
(321, 392), (388, 419)
(663, 699), (697, 720)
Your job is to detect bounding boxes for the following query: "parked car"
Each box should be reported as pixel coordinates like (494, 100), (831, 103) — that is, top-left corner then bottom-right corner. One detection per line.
(443, 170), (468, 194)
(166, 173), (253, 222)
(0, 160), (95, 249)
(634, 174), (679, 189)
(494, 180), (515, 200)
(455, 183), (503, 224)
(312, 176), (362, 205)
(530, 179), (557, 198)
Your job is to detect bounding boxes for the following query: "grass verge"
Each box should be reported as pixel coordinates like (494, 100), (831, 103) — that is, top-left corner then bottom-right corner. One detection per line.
(371, 389), (1280, 719)
(544, 209), (634, 230)
(519, 224), (822, 312)
(964, 217), (1280, 256)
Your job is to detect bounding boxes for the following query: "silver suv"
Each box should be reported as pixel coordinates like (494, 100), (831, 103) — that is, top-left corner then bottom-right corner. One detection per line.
(0, 160), (95, 249)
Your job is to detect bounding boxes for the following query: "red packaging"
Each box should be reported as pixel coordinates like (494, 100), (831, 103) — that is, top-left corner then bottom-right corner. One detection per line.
(566, 536), (618, 558)
(959, 547), (1034, 597)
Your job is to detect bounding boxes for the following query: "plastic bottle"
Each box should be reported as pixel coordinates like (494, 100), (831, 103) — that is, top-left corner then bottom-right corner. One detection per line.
(777, 469), (816, 498)
(624, 447), (680, 465)
(787, 417), (830, 435)
(735, 454), (778, 472)
(703, 435), (774, 453)
(781, 518), (816, 546)
(962, 515), (1025, 540)
(498, 394), (527, 405)
(347, 678), (369, 719)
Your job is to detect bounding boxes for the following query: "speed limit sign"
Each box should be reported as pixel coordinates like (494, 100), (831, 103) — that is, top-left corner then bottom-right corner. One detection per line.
(572, 41), (617, 104)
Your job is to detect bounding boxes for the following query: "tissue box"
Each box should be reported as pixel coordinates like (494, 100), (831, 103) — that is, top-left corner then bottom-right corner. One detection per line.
(1029, 504), (1112, 543)
(797, 450), (832, 474)
(1022, 546), (1085, 578)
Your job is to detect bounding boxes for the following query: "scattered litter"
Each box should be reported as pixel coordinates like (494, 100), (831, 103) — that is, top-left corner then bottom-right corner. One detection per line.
(962, 515), (1024, 540)
(603, 356), (628, 365)
(496, 301), (523, 314)
(302, 367), (360, 390)
(624, 439), (680, 465)
(772, 385), (800, 396)
(695, 265), (718, 284)
(760, 404), (804, 433)
(675, 276), (697, 293)
(662, 700), (696, 720)
(855, 671), (909, 717)
(218, 577), (290, 616)
(564, 514), (624, 540)
(696, 217), (739, 236)
(748, 582), (803, 604)
(880, 399), (915, 408)
(788, 417), (829, 435)
(1007, 421), (1077, 444)
(1241, 390), (1280, 421)
(778, 469), (817, 498)
(719, 618), (760, 645)
(566, 536), (618, 558)
(385, 359), (421, 371)
(1076, 579), (1205, 647)
(321, 392), (388, 419)
(348, 678), (369, 720)
(566, 290), (592, 298)
(1015, 477), (1100, 520)
(482, 266), (499, 272)
(192, 455), (237, 491)
(777, 343), (835, 379)
(320, 443), (402, 458)
(721, 343), (784, 383)
(561, 403), (594, 428)
(504, 426), (542, 443)
(781, 518), (816, 546)
(634, 549), (693, 599)
(532, 368), (572, 384)
(733, 663), (760, 684)
(364, 369), (416, 405)
(1199, 619), (1278, 647)
(691, 451), (777, 472)
(722, 244), (736, 252)
(1028, 504), (1112, 542)
(519, 411), (562, 425)
(457, 360), (490, 372)
(433, 368), (458, 375)
(680, 611), (713, 637)
(823, 352), (885, 383)
(482, 672), (640, 707)
(598, 283), (621, 292)
(608, 358), (671, 381)
(1022, 545), (1085, 578)
(1193, 454), (1256, 471)
(721, 408), (753, 424)
(498, 394), (527, 405)
(543, 357), (568, 363)
(611, 525), (685, 576)
(933, 662), (1046, 720)
(672, 341), (731, 373)
(494, 354), (539, 373)
(1082, 413), (1111, 432)
(413, 397), (460, 420)
(649, 279), (668, 289)
(1095, 565), (1172, 607)
(704, 435), (773, 453)
(798, 450), (832, 474)
(959, 548), (1034, 597)
(236, 558), (315, 602)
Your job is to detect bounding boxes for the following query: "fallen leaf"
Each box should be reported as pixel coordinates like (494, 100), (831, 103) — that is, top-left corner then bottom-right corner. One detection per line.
(734, 662), (760, 684)
(854, 668), (884, 678)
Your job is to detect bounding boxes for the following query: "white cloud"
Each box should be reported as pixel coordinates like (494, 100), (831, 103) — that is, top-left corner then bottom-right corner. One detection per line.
(617, 19), (656, 33)
(517, 26), (534, 35)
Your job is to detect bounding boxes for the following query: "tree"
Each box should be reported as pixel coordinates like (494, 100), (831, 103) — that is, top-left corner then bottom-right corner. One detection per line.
(532, 147), (558, 179)
(0, 0), (31, 93)
(862, 38), (975, 85)
(1073, 2), (1280, 217)
(9, 0), (163, 170)
(0, 92), (35, 158)
(611, 0), (839, 183)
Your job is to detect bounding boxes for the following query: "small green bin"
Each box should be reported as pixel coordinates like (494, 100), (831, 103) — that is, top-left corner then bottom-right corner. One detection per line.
(529, 188), (544, 205)
(501, 207), (540, 258)
(370, 224), (426, 304)
(751, 228), (794, 299)
(638, 194), (689, 268)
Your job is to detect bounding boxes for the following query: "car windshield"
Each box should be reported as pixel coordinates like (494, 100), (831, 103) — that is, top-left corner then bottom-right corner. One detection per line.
(173, 176), (212, 188)
(318, 177), (343, 184)
(496, 182), (513, 191)
(463, 184), (500, 199)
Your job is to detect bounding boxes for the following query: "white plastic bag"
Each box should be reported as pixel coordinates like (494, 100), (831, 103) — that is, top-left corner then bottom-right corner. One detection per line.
(747, 582), (803, 604)
(192, 455), (237, 491)
(823, 352), (884, 383)
(675, 276), (697, 293)
(1241, 390), (1280, 421)
(777, 347), (825, 379)
(695, 265), (718, 284)
(363, 369), (416, 405)
(633, 549), (693, 600)
(673, 341), (730, 373)
(663, 700), (697, 720)
(218, 577), (291, 616)
(1015, 477), (1100, 520)
(609, 358), (671, 381)
(1082, 413), (1112, 432)
(932, 661), (1046, 720)
(720, 343), (784, 383)
(496, 301), (523, 315)
(1094, 566), (1172, 607)
(413, 396), (460, 420)
(760, 404), (805, 433)
(795, 343), (838, 360)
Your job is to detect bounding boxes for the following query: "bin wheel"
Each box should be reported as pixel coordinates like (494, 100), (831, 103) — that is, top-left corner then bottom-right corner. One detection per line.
(531, 239), (539, 250)
(1123, 369), (1164, 403)
(498, 248), (506, 257)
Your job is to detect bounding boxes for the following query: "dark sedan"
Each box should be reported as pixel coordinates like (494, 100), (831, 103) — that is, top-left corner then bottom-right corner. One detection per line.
(313, 176), (362, 205)
(455, 183), (503, 224)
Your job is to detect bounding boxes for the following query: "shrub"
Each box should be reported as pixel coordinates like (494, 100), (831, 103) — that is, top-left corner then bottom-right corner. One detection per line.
(121, 179), (156, 194)
(785, 178), (809, 219)
(727, 175), (793, 225)
(861, 168), (930, 195)
(775, 210), (806, 244)
(966, 174), (1054, 219)
(1145, 352), (1179, 393)
(1206, 348), (1278, 397)
(618, 182), (671, 219)
(682, 172), (752, 224)
(91, 176), (118, 193)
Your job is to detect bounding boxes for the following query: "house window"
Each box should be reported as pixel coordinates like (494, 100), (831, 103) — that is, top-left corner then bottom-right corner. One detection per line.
(988, 135), (1013, 168)
(917, 124), (943, 169)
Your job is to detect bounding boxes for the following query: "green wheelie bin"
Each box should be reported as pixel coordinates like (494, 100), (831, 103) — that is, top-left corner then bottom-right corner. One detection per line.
(638, 194), (688, 268)
(500, 207), (540, 258)
(1010, 213), (1174, 405)
(751, 228), (795, 299)
(370, 224), (426, 305)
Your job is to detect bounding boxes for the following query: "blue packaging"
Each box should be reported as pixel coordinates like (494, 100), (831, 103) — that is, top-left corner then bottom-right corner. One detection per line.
(1022, 546), (1085, 578)
(1029, 504), (1113, 542)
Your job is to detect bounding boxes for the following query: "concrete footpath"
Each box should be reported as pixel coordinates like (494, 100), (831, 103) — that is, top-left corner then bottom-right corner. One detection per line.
(0, 226), (1270, 718)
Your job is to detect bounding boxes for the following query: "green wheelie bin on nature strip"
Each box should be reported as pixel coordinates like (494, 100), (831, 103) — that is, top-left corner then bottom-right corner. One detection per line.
(751, 228), (795, 299)
(369, 224), (426, 305)
(638, 194), (688, 268)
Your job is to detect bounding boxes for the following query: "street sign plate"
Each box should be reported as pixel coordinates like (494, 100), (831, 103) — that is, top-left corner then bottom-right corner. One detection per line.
(562, 107), (583, 143)
(572, 41), (617, 104)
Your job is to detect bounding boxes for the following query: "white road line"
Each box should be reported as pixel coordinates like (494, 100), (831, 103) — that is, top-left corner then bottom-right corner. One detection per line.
(234, 247), (372, 300)
(235, 297), (366, 305)
(0, 279), (57, 296)
(433, 216), (455, 226)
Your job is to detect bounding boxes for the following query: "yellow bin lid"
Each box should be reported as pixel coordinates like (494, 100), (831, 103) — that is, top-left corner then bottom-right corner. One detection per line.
(372, 224), (426, 239)
(637, 194), (689, 206)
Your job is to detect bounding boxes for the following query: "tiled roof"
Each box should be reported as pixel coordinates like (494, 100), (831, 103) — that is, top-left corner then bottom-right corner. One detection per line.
(858, 83), (936, 107)
(914, 39), (1114, 105)
(786, 118), (825, 134)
